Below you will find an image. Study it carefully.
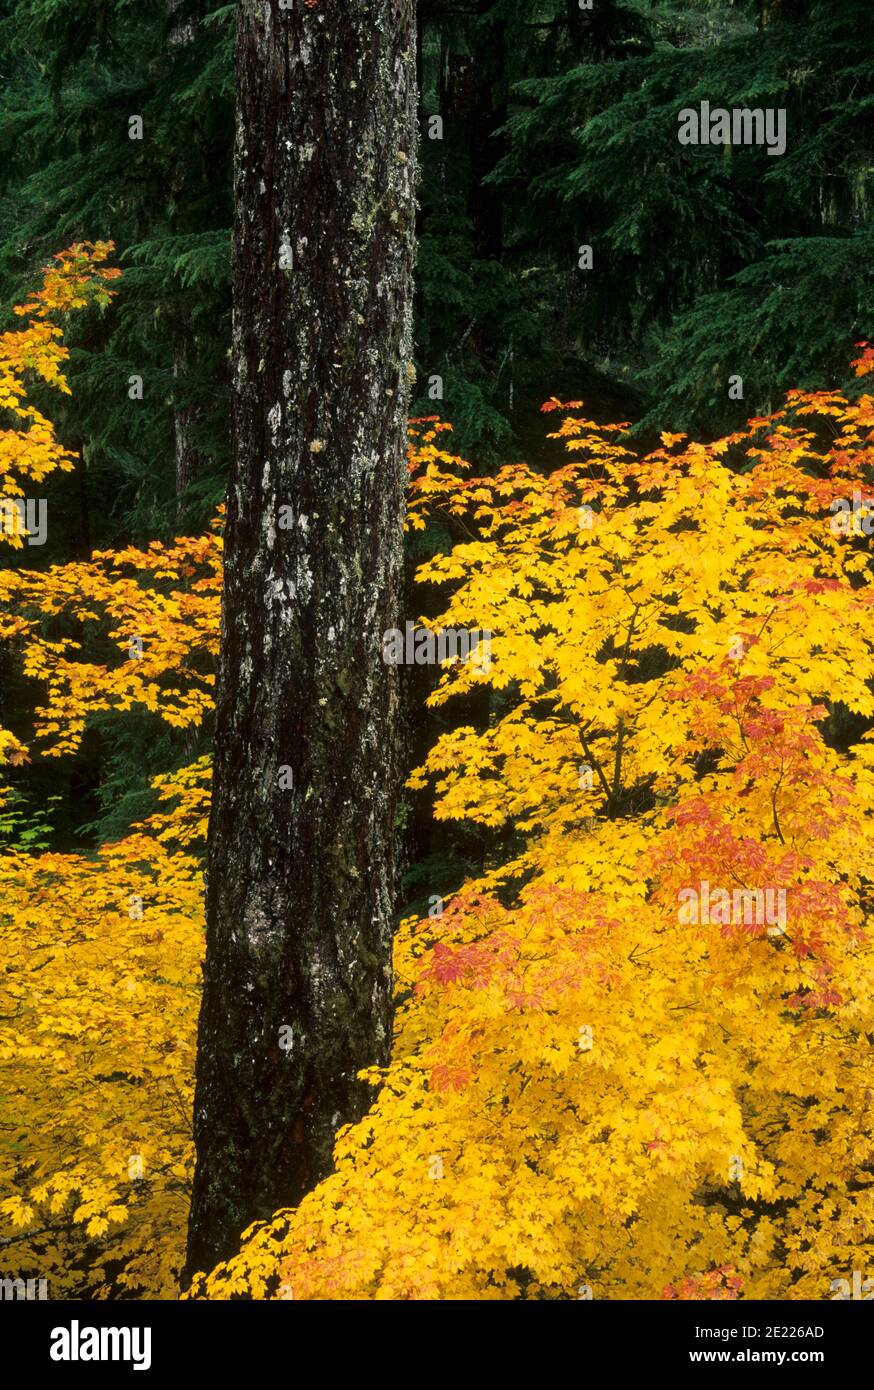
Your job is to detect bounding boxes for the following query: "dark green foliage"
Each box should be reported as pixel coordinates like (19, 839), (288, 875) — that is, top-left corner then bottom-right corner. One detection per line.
(0, 0), (234, 541)
(0, 2), (231, 839)
(493, 0), (874, 435)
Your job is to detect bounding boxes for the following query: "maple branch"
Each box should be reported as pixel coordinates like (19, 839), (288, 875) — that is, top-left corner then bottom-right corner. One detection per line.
(0, 1224), (70, 1248)
(611, 716), (626, 806)
(578, 726), (613, 804)
(606, 602), (640, 814)
(618, 603), (641, 675)
(771, 774), (786, 845)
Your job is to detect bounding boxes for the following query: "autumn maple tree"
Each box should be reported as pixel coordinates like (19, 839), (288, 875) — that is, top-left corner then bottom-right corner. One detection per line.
(0, 242), (118, 506)
(0, 248), (201, 1295)
(187, 362), (874, 1300)
(2, 257), (873, 1297)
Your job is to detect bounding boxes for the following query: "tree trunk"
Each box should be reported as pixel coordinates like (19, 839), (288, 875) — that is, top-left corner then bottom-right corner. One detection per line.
(171, 342), (206, 522)
(185, 0), (417, 1281)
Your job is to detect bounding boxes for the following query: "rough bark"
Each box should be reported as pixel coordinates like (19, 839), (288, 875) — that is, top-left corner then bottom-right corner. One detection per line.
(171, 343), (206, 519)
(185, 0), (417, 1280)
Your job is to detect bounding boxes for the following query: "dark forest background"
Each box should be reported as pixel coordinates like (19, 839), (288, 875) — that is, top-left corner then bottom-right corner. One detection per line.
(1, 0), (871, 904)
